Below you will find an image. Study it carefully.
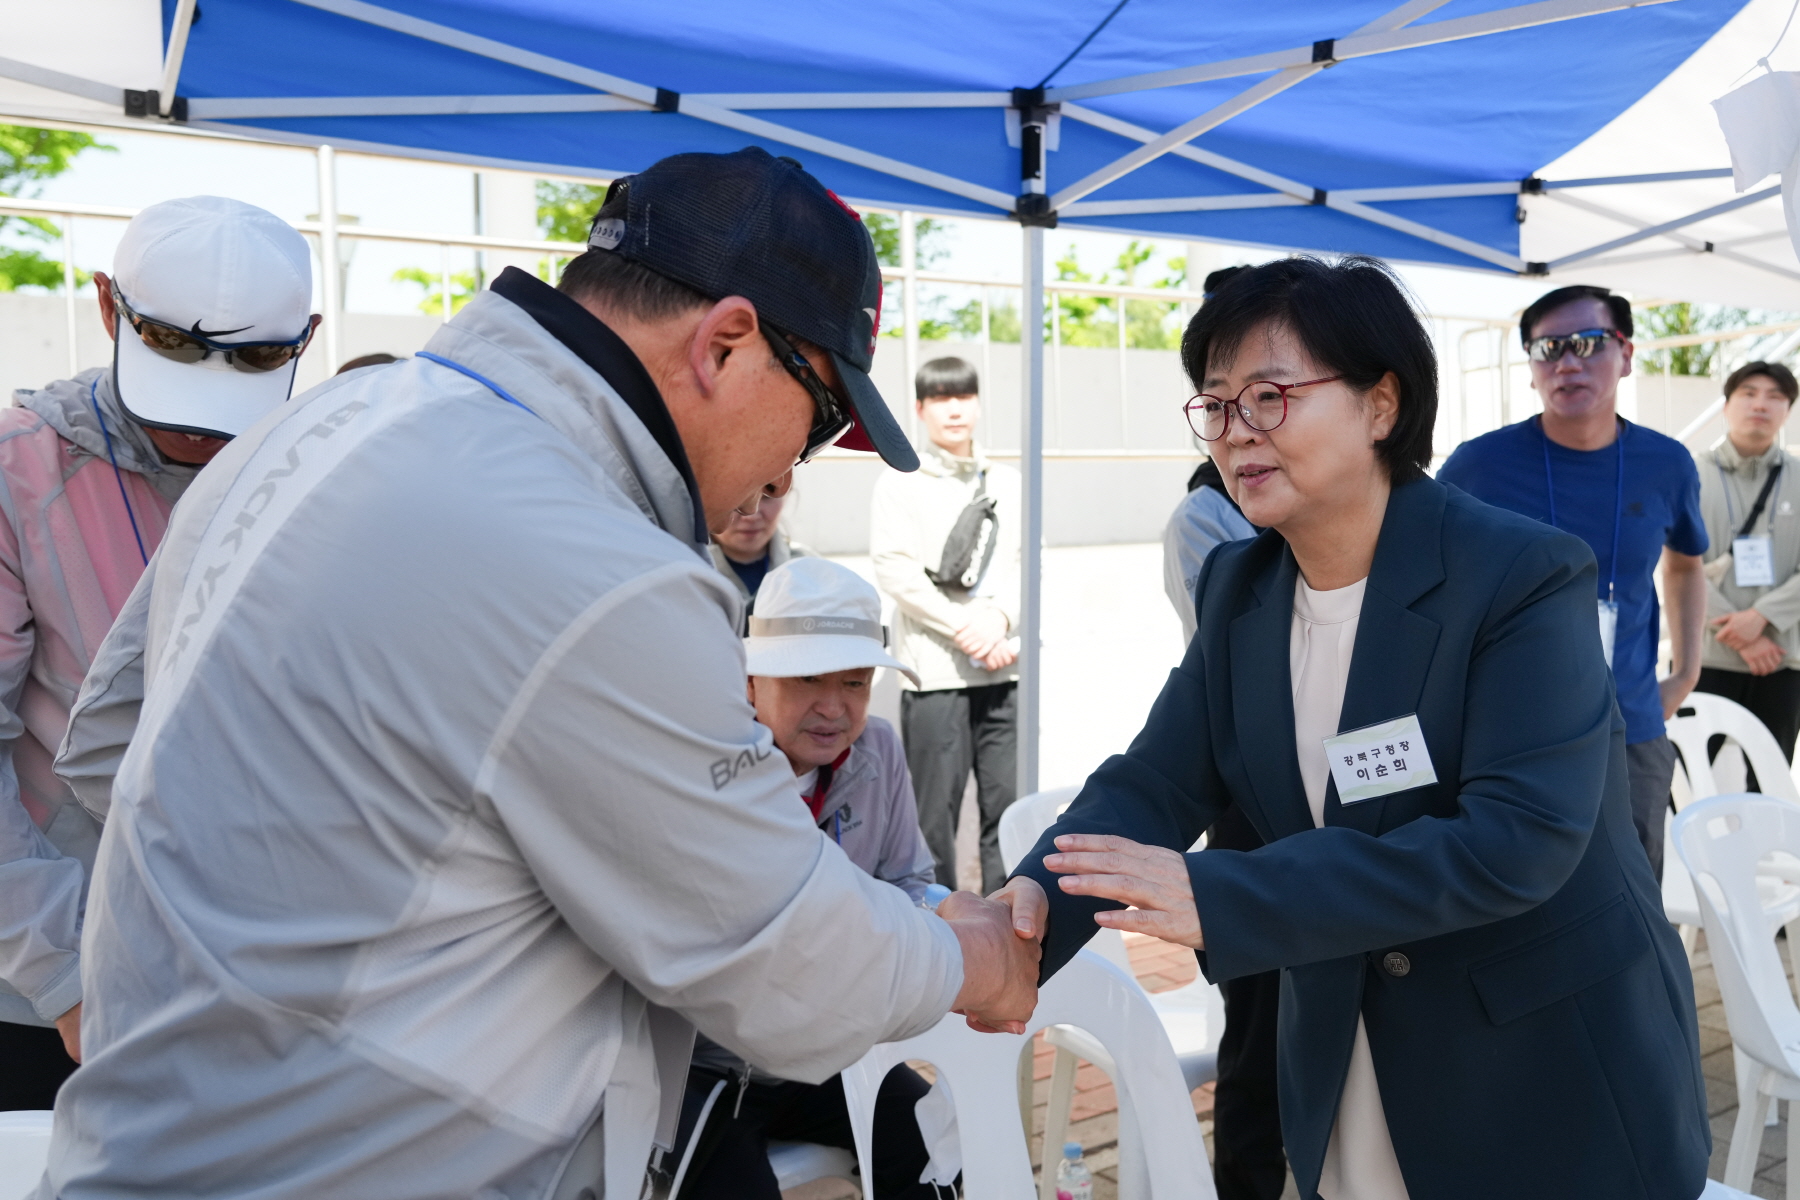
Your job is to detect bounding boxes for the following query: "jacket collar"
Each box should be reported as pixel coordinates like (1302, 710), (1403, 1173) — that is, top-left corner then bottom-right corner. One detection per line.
(1714, 436), (1786, 476)
(488, 268), (708, 545)
(918, 439), (986, 480)
(1229, 476), (1446, 840)
(420, 283), (707, 556)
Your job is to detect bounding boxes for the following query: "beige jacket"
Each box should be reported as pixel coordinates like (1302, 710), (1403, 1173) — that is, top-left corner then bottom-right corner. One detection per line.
(870, 441), (1021, 692)
(1698, 438), (1800, 673)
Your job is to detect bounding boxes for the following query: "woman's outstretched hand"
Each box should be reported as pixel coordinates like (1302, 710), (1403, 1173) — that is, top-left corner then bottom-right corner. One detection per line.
(1043, 833), (1205, 950)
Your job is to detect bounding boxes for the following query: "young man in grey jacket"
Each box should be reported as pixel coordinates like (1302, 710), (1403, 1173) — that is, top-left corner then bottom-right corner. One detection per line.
(42, 149), (1037, 1200)
(678, 556), (946, 1200)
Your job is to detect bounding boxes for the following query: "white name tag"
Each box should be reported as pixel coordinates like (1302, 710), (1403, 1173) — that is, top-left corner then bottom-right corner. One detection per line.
(1598, 598), (1618, 668)
(1324, 714), (1438, 806)
(1734, 536), (1776, 588)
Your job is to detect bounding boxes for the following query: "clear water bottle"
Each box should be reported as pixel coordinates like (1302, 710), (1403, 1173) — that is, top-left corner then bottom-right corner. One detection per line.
(1055, 1141), (1093, 1200)
(919, 882), (953, 911)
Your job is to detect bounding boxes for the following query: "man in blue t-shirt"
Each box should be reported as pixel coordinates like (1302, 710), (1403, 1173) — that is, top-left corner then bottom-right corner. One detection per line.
(1438, 284), (1707, 880)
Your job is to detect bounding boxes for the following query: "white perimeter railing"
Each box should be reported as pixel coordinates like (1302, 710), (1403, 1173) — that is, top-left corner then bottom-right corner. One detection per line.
(6, 140), (1791, 455)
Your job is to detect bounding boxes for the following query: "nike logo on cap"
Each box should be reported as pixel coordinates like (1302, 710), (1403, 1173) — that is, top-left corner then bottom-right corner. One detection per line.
(192, 319), (254, 338)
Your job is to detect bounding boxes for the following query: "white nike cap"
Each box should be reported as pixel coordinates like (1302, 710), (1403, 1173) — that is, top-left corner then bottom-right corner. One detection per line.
(744, 558), (919, 686)
(111, 196), (315, 438)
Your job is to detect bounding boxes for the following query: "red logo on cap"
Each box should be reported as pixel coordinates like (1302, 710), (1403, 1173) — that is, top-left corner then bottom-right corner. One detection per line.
(825, 190), (863, 222)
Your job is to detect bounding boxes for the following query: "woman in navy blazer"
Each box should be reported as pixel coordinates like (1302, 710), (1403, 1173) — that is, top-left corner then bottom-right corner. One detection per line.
(996, 258), (1707, 1199)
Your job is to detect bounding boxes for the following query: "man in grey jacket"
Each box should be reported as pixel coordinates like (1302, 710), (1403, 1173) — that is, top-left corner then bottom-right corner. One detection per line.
(42, 149), (1036, 1200)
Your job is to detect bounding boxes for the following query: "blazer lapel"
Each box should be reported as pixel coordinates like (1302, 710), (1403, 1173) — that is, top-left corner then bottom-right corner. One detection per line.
(1327, 479), (1447, 836)
(1229, 547), (1316, 841)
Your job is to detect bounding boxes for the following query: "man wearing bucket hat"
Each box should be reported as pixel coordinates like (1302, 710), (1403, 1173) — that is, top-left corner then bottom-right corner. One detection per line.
(0, 195), (316, 1110)
(45, 148), (1038, 1200)
(675, 557), (946, 1200)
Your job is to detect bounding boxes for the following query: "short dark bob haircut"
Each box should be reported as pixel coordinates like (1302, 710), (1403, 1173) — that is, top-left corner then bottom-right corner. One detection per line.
(1724, 360), (1799, 403)
(916, 356), (980, 401)
(1180, 255), (1438, 484)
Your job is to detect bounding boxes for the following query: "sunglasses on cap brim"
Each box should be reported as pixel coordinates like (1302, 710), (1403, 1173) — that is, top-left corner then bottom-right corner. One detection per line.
(1525, 328), (1628, 363)
(762, 324), (854, 464)
(113, 285), (318, 374)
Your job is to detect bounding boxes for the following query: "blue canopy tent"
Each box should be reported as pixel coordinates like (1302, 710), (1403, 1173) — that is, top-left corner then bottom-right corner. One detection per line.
(0, 0), (1758, 789)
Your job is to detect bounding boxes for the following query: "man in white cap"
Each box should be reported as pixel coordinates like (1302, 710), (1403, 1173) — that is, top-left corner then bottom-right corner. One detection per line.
(0, 195), (316, 1109)
(43, 148), (1036, 1200)
(676, 556), (944, 1200)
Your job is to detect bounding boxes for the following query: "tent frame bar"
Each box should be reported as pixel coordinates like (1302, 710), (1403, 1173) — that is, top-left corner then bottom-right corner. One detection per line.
(159, 0), (200, 117)
(1547, 184), (1782, 268)
(1043, 0), (1678, 103)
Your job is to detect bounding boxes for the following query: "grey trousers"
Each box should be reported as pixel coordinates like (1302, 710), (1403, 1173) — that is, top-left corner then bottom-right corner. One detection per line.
(1626, 734), (1678, 882)
(900, 683), (1017, 894)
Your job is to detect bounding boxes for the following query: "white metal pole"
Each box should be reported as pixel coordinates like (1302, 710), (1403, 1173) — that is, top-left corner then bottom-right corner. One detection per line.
(440, 242), (452, 323)
(1019, 225), (1046, 800)
(317, 145), (342, 371)
(62, 216), (78, 376)
(980, 289), (991, 412)
(901, 210), (918, 439)
(1117, 295), (1129, 446)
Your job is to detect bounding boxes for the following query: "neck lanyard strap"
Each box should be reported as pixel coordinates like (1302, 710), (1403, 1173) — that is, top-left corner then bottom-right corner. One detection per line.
(1720, 455), (1784, 540)
(1542, 417), (1623, 602)
(89, 377), (149, 567)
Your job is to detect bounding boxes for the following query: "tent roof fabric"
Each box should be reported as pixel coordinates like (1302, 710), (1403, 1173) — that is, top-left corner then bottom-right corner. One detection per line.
(133, 0), (1747, 272)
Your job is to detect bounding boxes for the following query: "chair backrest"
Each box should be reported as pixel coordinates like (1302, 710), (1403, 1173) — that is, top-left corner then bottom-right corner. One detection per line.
(0, 1110), (53, 1200)
(1671, 693), (1800, 806)
(839, 949), (1215, 1200)
(1673, 794), (1800, 1074)
(998, 787), (1081, 875)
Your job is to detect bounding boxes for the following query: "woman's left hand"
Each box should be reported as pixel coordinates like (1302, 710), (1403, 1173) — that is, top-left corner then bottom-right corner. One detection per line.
(1043, 833), (1204, 949)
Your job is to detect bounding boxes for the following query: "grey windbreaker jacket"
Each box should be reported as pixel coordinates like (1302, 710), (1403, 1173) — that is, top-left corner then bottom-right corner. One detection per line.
(41, 272), (962, 1200)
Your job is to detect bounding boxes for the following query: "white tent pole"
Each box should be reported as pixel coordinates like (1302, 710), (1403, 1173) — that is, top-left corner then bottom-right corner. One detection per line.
(62, 216), (78, 377)
(159, 0), (200, 116)
(439, 243), (452, 323)
(317, 145), (342, 371)
(1020, 223), (1046, 800)
(902, 211), (918, 433)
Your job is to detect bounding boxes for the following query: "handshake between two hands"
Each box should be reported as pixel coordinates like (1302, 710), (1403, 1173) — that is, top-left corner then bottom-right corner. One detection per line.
(936, 834), (1207, 1035)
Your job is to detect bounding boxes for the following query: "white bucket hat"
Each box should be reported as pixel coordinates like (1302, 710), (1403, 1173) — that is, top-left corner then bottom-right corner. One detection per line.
(111, 196), (315, 439)
(745, 558), (920, 686)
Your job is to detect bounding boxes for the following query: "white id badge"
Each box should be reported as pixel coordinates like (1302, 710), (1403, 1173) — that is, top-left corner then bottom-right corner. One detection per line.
(1597, 598), (1618, 668)
(1734, 536), (1777, 588)
(1324, 714), (1438, 806)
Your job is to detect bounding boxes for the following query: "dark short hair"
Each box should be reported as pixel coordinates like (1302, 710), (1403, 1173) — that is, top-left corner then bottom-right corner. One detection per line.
(336, 352), (398, 375)
(558, 247), (712, 321)
(1180, 256), (1438, 483)
(1518, 285), (1633, 348)
(916, 356), (979, 401)
(1202, 266), (1246, 298)
(1724, 360), (1799, 403)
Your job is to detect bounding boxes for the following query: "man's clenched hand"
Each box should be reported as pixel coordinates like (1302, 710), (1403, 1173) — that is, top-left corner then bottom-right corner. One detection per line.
(940, 889), (1040, 1034)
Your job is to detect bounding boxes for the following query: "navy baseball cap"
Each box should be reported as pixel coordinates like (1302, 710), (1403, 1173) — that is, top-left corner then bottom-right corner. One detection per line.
(586, 147), (917, 472)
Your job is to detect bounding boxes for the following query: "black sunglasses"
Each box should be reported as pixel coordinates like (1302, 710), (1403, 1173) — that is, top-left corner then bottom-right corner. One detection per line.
(113, 285), (316, 374)
(763, 325), (854, 464)
(1525, 328), (1628, 364)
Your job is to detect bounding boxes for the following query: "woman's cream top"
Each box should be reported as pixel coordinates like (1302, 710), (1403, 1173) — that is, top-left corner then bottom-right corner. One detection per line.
(1289, 574), (1410, 1200)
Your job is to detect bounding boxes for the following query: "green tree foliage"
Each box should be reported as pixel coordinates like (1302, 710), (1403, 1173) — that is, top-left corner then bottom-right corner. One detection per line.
(0, 125), (111, 292)
(1051, 240), (1186, 349)
(536, 180), (608, 244)
(392, 267), (481, 316)
(1633, 303), (1754, 376)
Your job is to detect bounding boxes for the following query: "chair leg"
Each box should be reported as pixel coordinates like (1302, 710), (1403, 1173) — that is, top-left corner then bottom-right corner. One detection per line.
(1040, 1047), (1077, 1200)
(1726, 1067), (1772, 1191)
(1681, 923), (1699, 958)
(1018, 1044), (1035, 1146)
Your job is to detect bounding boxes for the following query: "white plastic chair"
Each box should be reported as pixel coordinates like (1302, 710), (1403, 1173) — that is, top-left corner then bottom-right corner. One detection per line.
(1674, 794), (1800, 1197)
(998, 790), (1223, 1196)
(839, 949), (1215, 1200)
(0, 1110), (52, 1200)
(1664, 693), (1800, 955)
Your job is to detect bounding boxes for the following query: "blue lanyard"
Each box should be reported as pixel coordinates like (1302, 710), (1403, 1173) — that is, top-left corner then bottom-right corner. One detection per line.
(415, 352), (539, 417)
(88, 377), (149, 567)
(1717, 457), (1783, 537)
(1541, 416), (1623, 604)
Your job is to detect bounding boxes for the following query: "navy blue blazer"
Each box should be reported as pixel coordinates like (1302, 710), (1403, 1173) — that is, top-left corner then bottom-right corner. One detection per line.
(1016, 476), (1707, 1200)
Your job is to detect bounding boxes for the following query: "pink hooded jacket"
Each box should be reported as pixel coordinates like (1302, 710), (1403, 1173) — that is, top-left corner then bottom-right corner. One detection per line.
(0, 367), (193, 1027)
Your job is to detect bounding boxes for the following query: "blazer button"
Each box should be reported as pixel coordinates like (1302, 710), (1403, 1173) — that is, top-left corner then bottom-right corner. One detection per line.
(1382, 951), (1411, 977)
